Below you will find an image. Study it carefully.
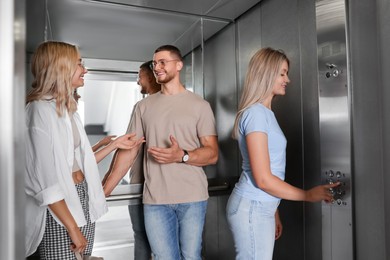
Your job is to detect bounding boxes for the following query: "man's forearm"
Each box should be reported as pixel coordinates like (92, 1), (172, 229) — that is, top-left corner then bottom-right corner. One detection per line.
(186, 146), (218, 167)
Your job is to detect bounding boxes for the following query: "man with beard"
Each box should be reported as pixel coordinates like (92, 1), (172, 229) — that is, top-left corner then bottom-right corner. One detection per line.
(103, 45), (218, 260)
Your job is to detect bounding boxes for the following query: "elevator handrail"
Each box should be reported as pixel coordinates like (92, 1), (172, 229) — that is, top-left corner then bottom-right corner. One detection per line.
(106, 177), (238, 205)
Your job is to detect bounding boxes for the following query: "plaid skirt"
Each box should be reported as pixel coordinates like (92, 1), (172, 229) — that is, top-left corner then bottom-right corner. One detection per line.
(38, 180), (96, 260)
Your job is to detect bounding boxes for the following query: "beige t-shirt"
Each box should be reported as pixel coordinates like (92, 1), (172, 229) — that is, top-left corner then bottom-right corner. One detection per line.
(127, 102), (144, 184)
(129, 90), (217, 204)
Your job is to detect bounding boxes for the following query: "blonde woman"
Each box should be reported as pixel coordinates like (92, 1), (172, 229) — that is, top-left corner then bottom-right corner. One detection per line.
(226, 47), (339, 259)
(25, 41), (143, 259)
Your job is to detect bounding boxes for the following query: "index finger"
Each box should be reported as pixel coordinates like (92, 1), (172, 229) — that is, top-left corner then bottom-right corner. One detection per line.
(324, 182), (341, 189)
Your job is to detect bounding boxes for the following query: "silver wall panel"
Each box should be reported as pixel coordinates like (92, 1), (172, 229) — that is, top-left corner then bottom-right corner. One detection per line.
(348, 0), (387, 259)
(204, 24), (238, 180)
(236, 3), (262, 94)
(378, 0), (390, 256)
(0, 0), (26, 259)
(298, 1), (323, 259)
(316, 2), (354, 259)
(202, 23), (237, 259)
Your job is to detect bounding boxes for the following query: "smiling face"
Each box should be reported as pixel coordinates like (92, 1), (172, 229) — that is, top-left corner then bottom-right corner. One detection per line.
(272, 60), (290, 96)
(152, 50), (181, 84)
(72, 56), (87, 89)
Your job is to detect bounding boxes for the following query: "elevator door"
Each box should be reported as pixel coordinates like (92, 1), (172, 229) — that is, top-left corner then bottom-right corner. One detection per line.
(316, 0), (354, 259)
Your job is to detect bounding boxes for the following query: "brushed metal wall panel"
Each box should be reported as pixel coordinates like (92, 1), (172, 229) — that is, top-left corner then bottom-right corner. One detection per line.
(236, 3), (262, 100)
(1, 0), (26, 259)
(316, 0), (353, 259)
(204, 24), (238, 180)
(378, 0), (390, 256)
(201, 23), (238, 259)
(298, 1), (323, 260)
(348, 0), (387, 259)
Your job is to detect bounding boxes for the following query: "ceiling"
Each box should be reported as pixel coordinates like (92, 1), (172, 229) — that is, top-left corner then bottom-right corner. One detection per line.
(26, 0), (261, 63)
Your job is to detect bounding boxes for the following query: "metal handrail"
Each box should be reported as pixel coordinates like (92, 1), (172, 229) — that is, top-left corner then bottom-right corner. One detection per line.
(106, 178), (235, 204)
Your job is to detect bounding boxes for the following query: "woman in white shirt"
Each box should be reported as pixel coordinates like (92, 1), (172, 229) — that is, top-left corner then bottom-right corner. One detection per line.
(25, 41), (143, 259)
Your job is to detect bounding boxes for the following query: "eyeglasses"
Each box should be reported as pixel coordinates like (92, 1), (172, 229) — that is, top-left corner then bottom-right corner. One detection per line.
(150, 59), (179, 69)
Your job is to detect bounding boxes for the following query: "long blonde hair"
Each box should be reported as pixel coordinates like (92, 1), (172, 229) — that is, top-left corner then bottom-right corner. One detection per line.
(27, 41), (79, 116)
(232, 47), (290, 139)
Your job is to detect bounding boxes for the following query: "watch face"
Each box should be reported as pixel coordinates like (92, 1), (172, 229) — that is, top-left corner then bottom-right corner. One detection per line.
(183, 154), (189, 162)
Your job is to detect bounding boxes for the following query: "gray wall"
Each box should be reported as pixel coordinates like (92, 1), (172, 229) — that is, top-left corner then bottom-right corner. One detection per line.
(378, 0), (390, 257)
(348, 0), (389, 259)
(202, 22), (238, 260)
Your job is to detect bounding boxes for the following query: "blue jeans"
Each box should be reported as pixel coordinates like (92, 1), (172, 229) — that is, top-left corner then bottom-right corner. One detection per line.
(226, 190), (280, 260)
(144, 200), (207, 260)
(128, 204), (151, 260)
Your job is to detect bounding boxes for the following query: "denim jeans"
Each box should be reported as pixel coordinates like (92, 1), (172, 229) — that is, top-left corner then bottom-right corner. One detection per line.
(128, 204), (152, 260)
(226, 190), (280, 260)
(144, 200), (207, 260)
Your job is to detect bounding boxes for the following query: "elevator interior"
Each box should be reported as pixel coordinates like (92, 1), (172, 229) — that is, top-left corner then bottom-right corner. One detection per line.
(1, 0), (389, 259)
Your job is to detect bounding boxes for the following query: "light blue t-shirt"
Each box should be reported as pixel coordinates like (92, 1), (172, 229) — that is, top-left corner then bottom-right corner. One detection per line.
(234, 103), (287, 201)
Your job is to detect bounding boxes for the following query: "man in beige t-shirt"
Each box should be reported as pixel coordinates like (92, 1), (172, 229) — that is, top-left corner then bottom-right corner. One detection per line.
(103, 45), (218, 260)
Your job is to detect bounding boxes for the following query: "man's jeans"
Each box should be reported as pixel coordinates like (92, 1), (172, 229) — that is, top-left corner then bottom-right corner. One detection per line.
(144, 200), (207, 260)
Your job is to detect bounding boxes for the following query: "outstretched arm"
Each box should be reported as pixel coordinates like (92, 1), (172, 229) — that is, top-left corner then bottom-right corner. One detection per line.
(92, 135), (117, 152)
(94, 133), (144, 164)
(103, 145), (142, 196)
(247, 132), (338, 202)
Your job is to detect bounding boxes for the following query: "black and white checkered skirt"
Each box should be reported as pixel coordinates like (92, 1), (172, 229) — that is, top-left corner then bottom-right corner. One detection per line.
(38, 180), (96, 260)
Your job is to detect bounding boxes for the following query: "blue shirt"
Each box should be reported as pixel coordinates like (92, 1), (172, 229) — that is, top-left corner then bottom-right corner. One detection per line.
(234, 103), (287, 201)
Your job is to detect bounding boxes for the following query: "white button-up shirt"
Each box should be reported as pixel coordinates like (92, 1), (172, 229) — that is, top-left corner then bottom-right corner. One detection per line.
(25, 99), (108, 256)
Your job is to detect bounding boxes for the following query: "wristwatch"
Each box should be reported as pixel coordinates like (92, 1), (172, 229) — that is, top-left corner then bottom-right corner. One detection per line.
(181, 149), (189, 163)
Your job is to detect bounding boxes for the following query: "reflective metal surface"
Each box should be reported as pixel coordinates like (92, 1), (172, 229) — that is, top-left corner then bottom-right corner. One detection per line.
(0, 0), (25, 259)
(25, 0), (261, 61)
(316, 0), (354, 259)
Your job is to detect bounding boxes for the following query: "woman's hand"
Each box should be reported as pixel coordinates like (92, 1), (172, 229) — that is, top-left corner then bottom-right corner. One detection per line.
(275, 209), (283, 240)
(305, 182), (340, 203)
(68, 226), (88, 253)
(111, 133), (145, 150)
(48, 200), (88, 253)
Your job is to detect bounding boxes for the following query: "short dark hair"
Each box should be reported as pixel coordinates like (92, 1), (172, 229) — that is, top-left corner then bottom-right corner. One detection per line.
(140, 60), (153, 72)
(154, 45), (183, 61)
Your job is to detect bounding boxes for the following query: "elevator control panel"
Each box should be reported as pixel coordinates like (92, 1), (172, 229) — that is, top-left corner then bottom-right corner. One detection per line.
(324, 170), (350, 206)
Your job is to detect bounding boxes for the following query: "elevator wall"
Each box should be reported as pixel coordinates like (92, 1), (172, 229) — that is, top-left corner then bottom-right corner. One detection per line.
(348, 0), (389, 259)
(1, 0), (26, 259)
(378, 0), (390, 256)
(200, 0), (322, 259)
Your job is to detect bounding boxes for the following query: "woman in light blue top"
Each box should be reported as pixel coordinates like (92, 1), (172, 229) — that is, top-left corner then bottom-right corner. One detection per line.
(226, 47), (339, 260)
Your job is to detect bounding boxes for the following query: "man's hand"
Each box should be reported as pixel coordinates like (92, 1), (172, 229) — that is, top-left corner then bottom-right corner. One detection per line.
(148, 135), (183, 164)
